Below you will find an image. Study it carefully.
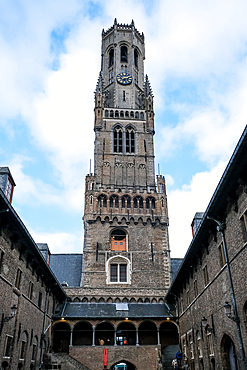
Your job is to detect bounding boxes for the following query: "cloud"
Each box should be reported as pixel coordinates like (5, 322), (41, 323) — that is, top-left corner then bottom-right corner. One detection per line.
(167, 160), (227, 257)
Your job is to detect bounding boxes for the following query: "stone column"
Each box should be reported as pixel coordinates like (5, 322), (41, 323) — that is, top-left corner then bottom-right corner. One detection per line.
(136, 328), (139, 346)
(70, 329), (73, 346)
(114, 330), (117, 346)
(92, 326), (95, 346)
(157, 330), (160, 346)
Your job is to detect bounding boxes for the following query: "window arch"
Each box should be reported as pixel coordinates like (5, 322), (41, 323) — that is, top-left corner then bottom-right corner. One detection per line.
(115, 110), (119, 118)
(146, 197), (155, 209)
(122, 195), (131, 208)
(133, 196), (143, 208)
(111, 229), (127, 251)
(106, 256), (131, 284)
(125, 111), (129, 118)
(105, 110), (109, 118)
(135, 112), (139, 119)
(98, 194), (107, 208)
(130, 111), (134, 118)
(126, 126), (135, 153)
(113, 126), (123, 153)
(110, 110), (114, 117)
(110, 195), (119, 208)
(120, 111), (124, 118)
(134, 48), (138, 68)
(140, 112), (144, 119)
(109, 48), (114, 67)
(121, 45), (128, 63)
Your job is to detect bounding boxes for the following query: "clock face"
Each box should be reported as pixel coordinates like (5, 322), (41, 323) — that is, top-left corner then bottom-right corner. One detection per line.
(116, 72), (133, 85)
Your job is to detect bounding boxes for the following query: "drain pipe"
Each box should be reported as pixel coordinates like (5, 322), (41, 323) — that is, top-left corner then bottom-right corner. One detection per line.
(208, 217), (247, 369)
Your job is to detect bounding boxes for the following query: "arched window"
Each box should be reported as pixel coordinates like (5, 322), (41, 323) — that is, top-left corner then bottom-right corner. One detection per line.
(109, 48), (114, 67)
(134, 48), (138, 68)
(105, 110), (109, 118)
(130, 111), (134, 118)
(20, 332), (28, 360)
(115, 110), (119, 118)
(120, 111), (124, 118)
(111, 229), (126, 251)
(121, 46), (128, 63)
(146, 197), (155, 209)
(140, 112), (144, 119)
(114, 126), (123, 153)
(110, 195), (119, 208)
(110, 110), (114, 117)
(98, 194), (107, 208)
(126, 127), (135, 153)
(135, 112), (139, 119)
(133, 196), (143, 208)
(107, 256), (130, 284)
(122, 195), (131, 208)
(125, 111), (129, 118)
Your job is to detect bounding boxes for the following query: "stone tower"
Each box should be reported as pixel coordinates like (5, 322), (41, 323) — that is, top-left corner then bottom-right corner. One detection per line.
(82, 19), (171, 301)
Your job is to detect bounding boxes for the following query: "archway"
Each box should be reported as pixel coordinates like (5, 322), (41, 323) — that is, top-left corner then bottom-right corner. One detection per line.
(73, 321), (93, 345)
(138, 321), (157, 345)
(52, 322), (70, 353)
(221, 334), (239, 370)
(160, 321), (179, 348)
(111, 360), (136, 370)
(95, 322), (114, 346)
(116, 322), (136, 345)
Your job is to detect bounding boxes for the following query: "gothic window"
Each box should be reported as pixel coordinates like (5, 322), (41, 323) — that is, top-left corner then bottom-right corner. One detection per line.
(146, 197), (155, 209)
(120, 46), (128, 63)
(109, 48), (114, 67)
(113, 126), (123, 153)
(15, 268), (22, 289)
(98, 194), (107, 208)
(134, 48), (138, 68)
(111, 229), (126, 251)
(126, 126), (135, 153)
(189, 335), (194, 359)
(4, 335), (13, 357)
(130, 111), (134, 118)
(133, 196), (143, 208)
(106, 256), (130, 284)
(125, 111), (129, 118)
(19, 332), (28, 360)
(121, 195), (131, 208)
(197, 331), (203, 358)
(110, 195), (119, 208)
(120, 111), (124, 118)
(161, 198), (164, 207)
(140, 112), (144, 119)
(135, 112), (139, 119)
(110, 110), (114, 117)
(109, 70), (114, 84)
(105, 110), (109, 118)
(115, 110), (119, 118)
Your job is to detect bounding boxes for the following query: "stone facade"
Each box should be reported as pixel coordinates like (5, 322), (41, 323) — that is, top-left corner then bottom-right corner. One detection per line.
(166, 126), (247, 370)
(0, 186), (66, 370)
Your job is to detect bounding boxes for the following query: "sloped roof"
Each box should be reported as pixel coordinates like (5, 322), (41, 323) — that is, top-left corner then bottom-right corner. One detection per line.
(50, 254), (83, 287)
(56, 302), (173, 319)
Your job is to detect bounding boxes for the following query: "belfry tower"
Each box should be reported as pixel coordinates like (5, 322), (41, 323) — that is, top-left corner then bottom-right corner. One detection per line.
(82, 19), (171, 300)
(51, 21), (179, 370)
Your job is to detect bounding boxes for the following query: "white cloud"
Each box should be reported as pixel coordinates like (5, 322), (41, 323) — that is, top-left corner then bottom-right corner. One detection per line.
(168, 160), (227, 257)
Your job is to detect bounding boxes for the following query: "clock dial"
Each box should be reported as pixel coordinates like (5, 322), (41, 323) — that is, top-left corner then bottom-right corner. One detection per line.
(116, 72), (133, 85)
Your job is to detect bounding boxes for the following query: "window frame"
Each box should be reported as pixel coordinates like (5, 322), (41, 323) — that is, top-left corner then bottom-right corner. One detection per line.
(15, 268), (22, 290)
(106, 256), (131, 285)
(4, 335), (13, 358)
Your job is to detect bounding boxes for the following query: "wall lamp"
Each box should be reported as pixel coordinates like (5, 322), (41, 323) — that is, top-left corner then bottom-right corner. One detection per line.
(0, 305), (17, 335)
(201, 316), (213, 333)
(224, 302), (239, 323)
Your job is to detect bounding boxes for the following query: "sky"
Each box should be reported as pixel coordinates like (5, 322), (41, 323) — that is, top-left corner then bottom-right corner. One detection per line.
(1, 0), (247, 258)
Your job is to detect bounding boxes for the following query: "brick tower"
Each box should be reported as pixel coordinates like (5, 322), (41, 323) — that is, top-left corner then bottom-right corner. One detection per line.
(82, 19), (171, 300)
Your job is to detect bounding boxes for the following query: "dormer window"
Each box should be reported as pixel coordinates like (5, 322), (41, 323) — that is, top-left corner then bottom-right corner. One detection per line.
(121, 46), (128, 63)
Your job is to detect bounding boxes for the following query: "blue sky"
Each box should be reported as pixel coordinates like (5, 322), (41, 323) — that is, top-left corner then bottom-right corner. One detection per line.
(1, 0), (247, 257)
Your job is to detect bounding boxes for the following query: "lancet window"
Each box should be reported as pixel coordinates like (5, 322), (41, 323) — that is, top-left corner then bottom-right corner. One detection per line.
(98, 194), (107, 208)
(146, 197), (155, 209)
(110, 195), (119, 208)
(109, 48), (114, 67)
(122, 195), (131, 208)
(133, 196), (143, 208)
(121, 46), (128, 63)
(113, 126), (123, 153)
(126, 126), (135, 153)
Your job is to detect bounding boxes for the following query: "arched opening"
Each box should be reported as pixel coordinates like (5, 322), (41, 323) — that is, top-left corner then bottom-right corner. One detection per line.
(121, 46), (128, 63)
(133, 196), (143, 209)
(221, 334), (239, 370)
(130, 111), (134, 118)
(135, 112), (139, 119)
(19, 331), (28, 361)
(95, 322), (114, 346)
(111, 229), (126, 251)
(52, 322), (70, 353)
(138, 321), (157, 345)
(120, 111), (124, 118)
(125, 111), (129, 118)
(126, 126), (135, 153)
(110, 110), (114, 117)
(109, 48), (114, 67)
(73, 321), (93, 346)
(98, 194), (107, 208)
(117, 322), (136, 345)
(122, 195), (131, 209)
(110, 195), (119, 208)
(140, 112), (144, 119)
(111, 360), (137, 370)
(160, 322), (179, 348)
(134, 49), (138, 68)
(115, 110), (119, 118)
(105, 110), (109, 118)
(114, 126), (123, 153)
(146, 197), (155, 209)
